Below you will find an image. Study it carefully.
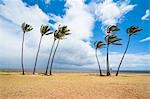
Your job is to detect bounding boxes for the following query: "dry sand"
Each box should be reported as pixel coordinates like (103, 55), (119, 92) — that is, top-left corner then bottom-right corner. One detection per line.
(0, 72), (150, 99)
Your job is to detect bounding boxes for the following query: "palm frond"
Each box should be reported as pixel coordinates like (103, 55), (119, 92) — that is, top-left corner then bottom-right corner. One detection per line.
(40, 24), (51, 35)
(94, 41), (106, 49)
(107, 25), (120, 33)
(45, 32), (53, 35)
(54, 25), (71, 39)
(112, 43), (122, 46)
(127, 26), (143, 36)
(21, 22), (33, 32)
(105, 35), (122, 45)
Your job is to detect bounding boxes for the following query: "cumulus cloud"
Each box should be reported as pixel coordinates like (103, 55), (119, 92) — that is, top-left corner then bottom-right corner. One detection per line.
(48, 0), (96, 68)
(141, 9), (150, 20)
(50, 0), (95, 40)
(0, 0), (96, 70)
(88, 0), (136, 27)
(0, 0), (53, 68)
(140, 37), (150, 42)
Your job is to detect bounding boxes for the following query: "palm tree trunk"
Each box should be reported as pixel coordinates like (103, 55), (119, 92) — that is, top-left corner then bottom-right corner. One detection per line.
(116, 36), (131, 76)
(45, 39), (56, 75)
(106, 44), (110, 76)
(49, 40), (60, 75)
(21, 32), (25, 75)
(95, 48), (102, 76)
(33, 35), (43, 75)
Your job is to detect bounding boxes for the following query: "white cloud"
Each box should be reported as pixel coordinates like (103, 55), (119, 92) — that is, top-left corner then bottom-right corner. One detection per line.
(48, 0), (97, 68)
(88, 0), (136, 27)
(44, 0), (51, 4)
(0, 0), (96, 70)
(140, 37), (150, 42)
(50, 0), (95, 40)
(141, 9), (150, 20)
(0, 0), (53, 68)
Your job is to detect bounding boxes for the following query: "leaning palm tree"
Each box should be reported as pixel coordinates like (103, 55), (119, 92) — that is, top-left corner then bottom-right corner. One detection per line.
(94, 41), (106, 76)
(21, 22), (33, 75)
(116, 26), (142, 76)
(33, 25), (52, 75)
(49, 25), (71, 75)
(44, 30), (57, 75)
(105, 25), (121, 76)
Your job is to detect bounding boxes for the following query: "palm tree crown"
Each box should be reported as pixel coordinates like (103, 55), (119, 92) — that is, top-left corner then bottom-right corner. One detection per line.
(40, 25), (53, 36)
(54, 25), (71, 40)
(21, 22), (33, 33)
(126, 26), (143, 36)
(105, 35), (122, 46)
(107, 25), (120, 35)
(94, 41), (106, 49)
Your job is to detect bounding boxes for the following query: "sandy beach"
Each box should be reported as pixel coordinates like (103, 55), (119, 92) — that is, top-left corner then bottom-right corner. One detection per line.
(0, 72), (150, 99)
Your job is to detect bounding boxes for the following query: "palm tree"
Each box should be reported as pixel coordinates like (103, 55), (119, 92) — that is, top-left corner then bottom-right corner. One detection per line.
(21, 22), (33, 75)
(44, 30), (57, 75)
(94, 41), (106, 76)
(116, 26), (142, 76)
(49, 25), (71, 75)
(105, 25), (121, 76)
(33, 25), (52, 75)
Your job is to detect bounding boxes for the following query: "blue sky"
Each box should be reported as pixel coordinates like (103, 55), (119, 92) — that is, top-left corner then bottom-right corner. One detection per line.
(23, 0), (150, 53)
(0, 0), (150, 71)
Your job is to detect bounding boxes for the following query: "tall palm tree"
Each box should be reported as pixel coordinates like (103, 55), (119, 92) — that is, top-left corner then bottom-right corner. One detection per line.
(49, 25), (71, 75)
(116, 26), (142, 76)
(105, 25), (121, 76)
(45, 30), (57, 75)
(94, 41), (106, 76)
(21, 22), (33, 75)
(33, 25), (52, 75)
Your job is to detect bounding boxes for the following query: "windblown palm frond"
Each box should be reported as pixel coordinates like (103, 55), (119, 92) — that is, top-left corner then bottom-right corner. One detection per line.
(40, 25), (53, 36)
(21, 22), (33, 33)
(107, 25), (120, 34)
(94, 41), (106, 49)
(105, 35), (122, 45)
(54, 25), (71, 39)
(127, 26), (142, 36)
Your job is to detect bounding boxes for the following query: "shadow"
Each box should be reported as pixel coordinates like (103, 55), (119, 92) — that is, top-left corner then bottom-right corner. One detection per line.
(0, 73), (12, 75)
(87, 74), (107, 77)
(120, 75), (130, 77)
(38, 73), (55, 76)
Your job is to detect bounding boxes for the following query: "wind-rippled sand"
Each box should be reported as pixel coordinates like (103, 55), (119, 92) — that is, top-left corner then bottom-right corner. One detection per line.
(0, 72), (150, 99)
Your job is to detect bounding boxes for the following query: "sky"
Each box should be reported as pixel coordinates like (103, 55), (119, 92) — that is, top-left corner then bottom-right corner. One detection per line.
(0, 0), (150, 71)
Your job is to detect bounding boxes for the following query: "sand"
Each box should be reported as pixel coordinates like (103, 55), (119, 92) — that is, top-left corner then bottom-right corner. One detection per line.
(0, 72), (150, 99)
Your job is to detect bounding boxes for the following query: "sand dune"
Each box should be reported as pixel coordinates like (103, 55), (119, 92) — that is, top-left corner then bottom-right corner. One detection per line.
(0, 72), (150, 99)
